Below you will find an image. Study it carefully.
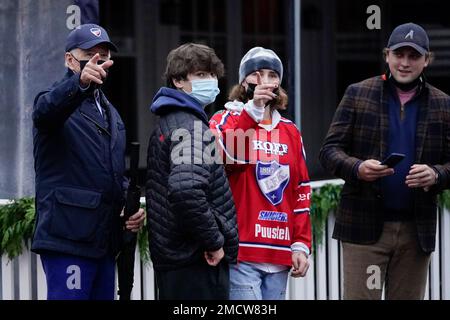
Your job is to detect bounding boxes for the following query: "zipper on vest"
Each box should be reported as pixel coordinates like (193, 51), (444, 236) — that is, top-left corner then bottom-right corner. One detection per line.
(400, 104), (405, 121)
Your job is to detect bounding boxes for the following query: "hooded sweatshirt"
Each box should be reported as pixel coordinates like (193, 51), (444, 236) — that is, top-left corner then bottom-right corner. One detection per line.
(145, 87), (239, 270)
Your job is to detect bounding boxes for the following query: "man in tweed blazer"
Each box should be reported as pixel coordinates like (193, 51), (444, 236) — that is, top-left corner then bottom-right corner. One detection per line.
(319, 23), (450, 300)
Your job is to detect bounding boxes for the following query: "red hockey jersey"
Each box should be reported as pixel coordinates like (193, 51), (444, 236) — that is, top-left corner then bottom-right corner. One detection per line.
(210, 102), (312, 266)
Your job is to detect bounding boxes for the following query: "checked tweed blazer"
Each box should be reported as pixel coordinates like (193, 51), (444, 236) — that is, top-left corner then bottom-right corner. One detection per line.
(319, 75), (450, 253)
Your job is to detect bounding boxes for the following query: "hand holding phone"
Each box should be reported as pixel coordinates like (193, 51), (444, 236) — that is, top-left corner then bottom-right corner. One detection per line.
(380, 153), (405, 168)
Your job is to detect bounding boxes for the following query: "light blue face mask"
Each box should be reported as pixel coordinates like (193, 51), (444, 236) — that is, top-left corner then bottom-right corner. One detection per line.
(188, 79), (220, 106)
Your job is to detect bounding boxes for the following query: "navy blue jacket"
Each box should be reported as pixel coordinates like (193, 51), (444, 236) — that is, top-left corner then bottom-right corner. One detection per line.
(31, 70), (127, 258)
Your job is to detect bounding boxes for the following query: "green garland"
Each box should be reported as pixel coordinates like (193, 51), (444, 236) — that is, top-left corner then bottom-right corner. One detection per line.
(438, 189), (450, 211)
(0, 198), (35, 260)
(138, 202), (150, 264)
(310, 184), (342, 249)
(2, 187), (450, 261)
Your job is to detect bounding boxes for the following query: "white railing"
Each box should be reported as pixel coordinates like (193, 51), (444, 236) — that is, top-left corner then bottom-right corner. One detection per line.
(2, 179), (450, 300)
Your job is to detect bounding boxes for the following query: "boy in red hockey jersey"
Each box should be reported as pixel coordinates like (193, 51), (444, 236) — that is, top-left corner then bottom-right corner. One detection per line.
(210, 47), (312, 300)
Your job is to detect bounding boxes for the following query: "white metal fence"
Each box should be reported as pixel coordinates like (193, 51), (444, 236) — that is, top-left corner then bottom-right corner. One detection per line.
(2, 179), (450, 300)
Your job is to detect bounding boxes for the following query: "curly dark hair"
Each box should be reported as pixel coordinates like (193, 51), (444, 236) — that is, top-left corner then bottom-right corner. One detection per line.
(164, 43), (225, 88)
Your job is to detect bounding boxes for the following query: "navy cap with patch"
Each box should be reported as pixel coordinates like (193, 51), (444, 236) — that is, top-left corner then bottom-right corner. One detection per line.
(65, 23), (118, 52)
(387, 22), (429, 55)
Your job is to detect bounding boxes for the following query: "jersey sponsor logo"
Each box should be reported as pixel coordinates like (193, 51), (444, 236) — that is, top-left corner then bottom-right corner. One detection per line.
(258, 210), (288, 223)
(255, 224), (290, 241)
(297, 192), (311, 202)
(256, 160), (290, 205)
(252, 140), (288, 156)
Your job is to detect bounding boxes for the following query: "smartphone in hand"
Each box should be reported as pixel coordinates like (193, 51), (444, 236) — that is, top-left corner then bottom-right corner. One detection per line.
(380, 153), (405, 168)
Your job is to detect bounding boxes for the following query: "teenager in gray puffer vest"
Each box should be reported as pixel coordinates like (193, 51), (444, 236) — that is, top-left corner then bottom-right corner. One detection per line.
(145, 43), (238, 300)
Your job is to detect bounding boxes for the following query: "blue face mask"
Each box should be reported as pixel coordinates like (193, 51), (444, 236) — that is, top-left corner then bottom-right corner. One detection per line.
(188, 79), (220, 106)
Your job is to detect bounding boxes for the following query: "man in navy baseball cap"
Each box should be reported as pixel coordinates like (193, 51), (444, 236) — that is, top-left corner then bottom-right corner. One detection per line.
(31, 22), (146, 300)
(384, 22), (431, 89)
(63, 23), (117, 89)
(320, 21), (447, 301)
(65, 23), (118, 52)
(387, 22), (429, 55)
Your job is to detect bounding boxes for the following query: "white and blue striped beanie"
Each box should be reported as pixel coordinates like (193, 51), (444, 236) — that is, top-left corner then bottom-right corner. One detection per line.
(238, 47), (283, 84)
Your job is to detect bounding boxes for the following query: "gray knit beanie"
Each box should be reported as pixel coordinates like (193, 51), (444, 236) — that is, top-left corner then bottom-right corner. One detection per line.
(238, 47), (283, 83)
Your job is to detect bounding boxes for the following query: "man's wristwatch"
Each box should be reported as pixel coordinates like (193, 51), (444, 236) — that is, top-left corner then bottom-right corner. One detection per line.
(434, 169), (440, 185)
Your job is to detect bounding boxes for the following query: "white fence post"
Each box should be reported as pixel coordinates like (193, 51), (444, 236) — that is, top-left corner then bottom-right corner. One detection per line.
(114, 267), (118, 300)
(327, 213), (341, 300)
(36, 255), (47, 300)
(315, 231), (328, 300)
(142, 260), (155, 300)
(441, 208), (450, 299)
(428, 208), (440, 300)
(130, 246), (142, 300)
(1, 255), (15, 300)
(303, 250), (316, 300)
(18, 242), (33, 300)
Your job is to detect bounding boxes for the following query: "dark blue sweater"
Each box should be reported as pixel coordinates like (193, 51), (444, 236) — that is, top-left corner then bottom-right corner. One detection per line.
(380, 84), (420, 218)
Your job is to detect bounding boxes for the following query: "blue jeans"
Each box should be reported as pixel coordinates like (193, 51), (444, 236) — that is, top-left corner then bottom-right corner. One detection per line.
(229, 262), (289, 300)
